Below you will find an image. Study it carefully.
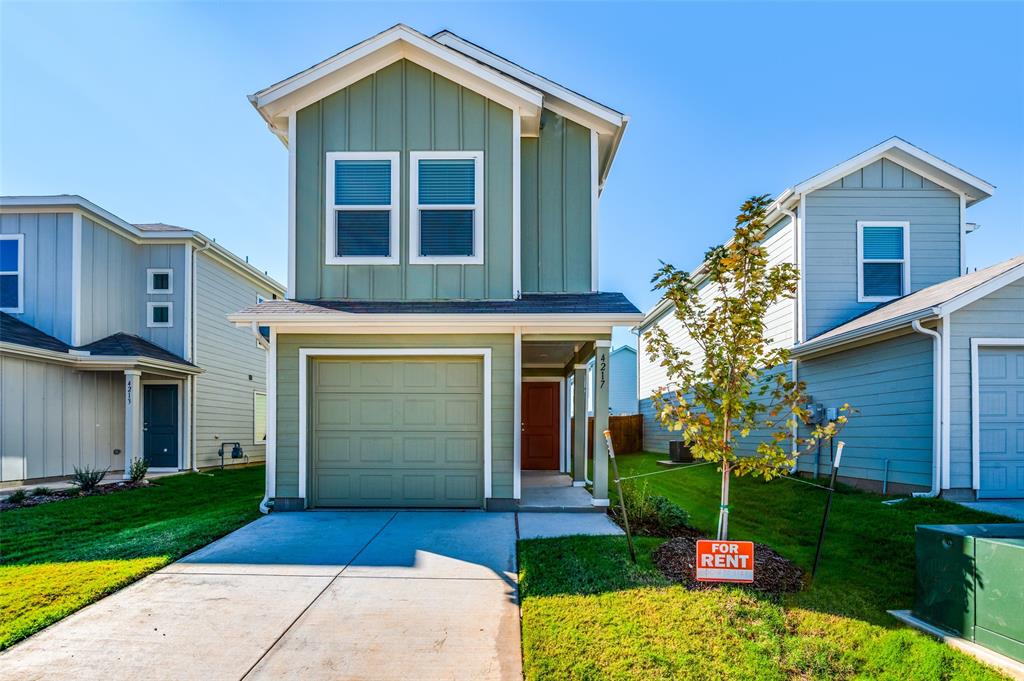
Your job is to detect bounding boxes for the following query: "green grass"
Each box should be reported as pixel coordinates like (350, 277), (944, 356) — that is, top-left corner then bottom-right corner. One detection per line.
(0, 466), (264, 650)
(518, 453), (1014, 680)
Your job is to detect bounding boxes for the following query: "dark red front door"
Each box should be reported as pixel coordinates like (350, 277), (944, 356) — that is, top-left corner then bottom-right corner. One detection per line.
(522, 381), (560, 470)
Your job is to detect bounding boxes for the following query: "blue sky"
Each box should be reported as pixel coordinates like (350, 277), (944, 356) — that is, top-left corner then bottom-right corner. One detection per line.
(2, 2), (1022, 349)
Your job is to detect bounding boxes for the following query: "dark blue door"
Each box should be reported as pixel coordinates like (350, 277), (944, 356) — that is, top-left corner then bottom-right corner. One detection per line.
(144, 384), (178, 468)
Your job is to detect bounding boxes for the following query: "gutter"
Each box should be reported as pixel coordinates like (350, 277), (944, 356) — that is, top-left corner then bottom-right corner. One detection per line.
(791, 308), (940, 359)
(251, 322), (273, 513)
(911, 319), (943, 498)
(190, 238), (215, 473)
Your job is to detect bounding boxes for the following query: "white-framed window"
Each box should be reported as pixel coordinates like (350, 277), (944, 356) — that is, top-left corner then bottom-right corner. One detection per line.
(0, 234), (24, 313)
(325, 151), (400, 265)
(253, 390), (267, 443)
(147, 268), (173, 294)
(857, 221), (910, 302)
(147, 302), (173, 328)
(409, 150), (484, 265)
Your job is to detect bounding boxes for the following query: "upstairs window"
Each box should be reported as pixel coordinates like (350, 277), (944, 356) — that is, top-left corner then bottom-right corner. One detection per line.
(0, 234), (24, 313)
(325, 152), (399, 265)
(858, 221), (910, 302)
(409, 151), (483, 264)
(147, 268), (173, 294)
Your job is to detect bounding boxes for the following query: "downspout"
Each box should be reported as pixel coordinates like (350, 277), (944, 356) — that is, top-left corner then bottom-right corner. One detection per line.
(779, 203), (800, 475)
(911, 319), (942, 498)
(251, 322), (273, 514)
(190, 238), (214, 473)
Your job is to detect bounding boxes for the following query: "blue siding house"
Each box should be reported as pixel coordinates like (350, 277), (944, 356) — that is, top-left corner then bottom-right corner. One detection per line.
(0, 196), (284, 486)
(638, 138), (1024, 500)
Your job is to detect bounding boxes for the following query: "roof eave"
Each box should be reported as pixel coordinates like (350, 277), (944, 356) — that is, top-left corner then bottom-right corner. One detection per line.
(791, 308), (940, 358)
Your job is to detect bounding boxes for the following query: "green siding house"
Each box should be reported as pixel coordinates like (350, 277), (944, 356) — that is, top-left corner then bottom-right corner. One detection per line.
(639, 138), (1024, 501)
(231, 25), (643, 511)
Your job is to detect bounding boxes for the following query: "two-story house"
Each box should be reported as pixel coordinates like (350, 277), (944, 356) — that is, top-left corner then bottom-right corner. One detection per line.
(639, 138), (1024, 501)
(0, 195), (284, 486)
(229, 25), (643, 511)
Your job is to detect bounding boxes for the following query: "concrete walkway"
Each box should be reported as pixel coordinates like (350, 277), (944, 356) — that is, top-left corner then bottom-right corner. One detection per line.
(0, 511), (522, 681)
(956, 499), (1024, 521)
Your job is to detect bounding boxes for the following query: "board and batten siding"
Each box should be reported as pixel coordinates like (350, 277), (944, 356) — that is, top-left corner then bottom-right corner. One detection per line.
(803, 158), (962, 339)
(0, 212), (74, 344)
(1, 356), (124, 481)
(520, 108), (593, 293)
(193, 251), (275, 467)
(796, 332), (934, 488)
(948, 277), (1024, 490)
(274, 333), (514, 500)
(79, 217), (187, 356)
(295, 59), (514, 301)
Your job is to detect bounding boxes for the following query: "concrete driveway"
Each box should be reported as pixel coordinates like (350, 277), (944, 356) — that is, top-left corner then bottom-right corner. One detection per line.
(1, 511), (521, 681)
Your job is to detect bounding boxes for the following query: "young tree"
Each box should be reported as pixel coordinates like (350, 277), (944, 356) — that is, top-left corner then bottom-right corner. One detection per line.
(644, 194), (851, 540)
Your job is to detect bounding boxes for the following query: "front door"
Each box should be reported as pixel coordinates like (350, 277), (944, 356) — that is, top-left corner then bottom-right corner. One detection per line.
(522, 381), (560, 470)
(144, 384), (179, 469)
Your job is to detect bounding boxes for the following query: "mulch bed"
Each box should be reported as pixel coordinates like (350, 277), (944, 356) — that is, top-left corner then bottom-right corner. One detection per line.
(653, 535), (805, 594)
(0, 479), (151, 512)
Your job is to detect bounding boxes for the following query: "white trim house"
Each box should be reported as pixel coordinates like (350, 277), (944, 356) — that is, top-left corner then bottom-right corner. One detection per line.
(639, 139), (1024, 500)
(0, 195), (285, 486)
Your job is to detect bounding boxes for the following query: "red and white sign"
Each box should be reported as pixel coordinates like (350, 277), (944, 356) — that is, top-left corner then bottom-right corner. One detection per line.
(695, 540), (755, 583)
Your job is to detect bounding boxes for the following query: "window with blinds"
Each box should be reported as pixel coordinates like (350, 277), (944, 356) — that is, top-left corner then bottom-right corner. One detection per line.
(326, 152), (400, 264)
(858, 221), (909, 301)
(410, 152), (483, 264)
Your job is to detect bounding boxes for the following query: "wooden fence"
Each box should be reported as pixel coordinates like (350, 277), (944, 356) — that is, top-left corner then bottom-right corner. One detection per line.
(570, 414), (643, 458)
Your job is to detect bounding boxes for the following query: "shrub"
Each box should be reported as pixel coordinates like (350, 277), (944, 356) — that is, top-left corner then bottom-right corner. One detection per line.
(70, 466), (109, 493)
(128, 458), (149, 483)
(613, 482), (691, 536)
(32, 487), (53, 496)
(6, 489), (28, 504)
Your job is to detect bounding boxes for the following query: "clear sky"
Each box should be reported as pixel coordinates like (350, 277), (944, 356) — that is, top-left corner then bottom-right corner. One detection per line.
(2, 2), (1022, 350)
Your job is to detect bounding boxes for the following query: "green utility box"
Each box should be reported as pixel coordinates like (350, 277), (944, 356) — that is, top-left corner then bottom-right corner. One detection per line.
(914, 524), (1024, 663)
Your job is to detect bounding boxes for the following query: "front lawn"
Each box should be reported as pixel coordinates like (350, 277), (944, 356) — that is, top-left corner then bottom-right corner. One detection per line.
(0, 466), (264, 650)
(518, 452), (1013, 680)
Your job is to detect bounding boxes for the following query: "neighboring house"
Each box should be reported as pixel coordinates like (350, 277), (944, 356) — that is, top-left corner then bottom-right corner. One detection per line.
(610, 346), (638, 414)
(229, 25), (642, 511)
(639, 138), (1024, 501)
(0, 195), (284, 485)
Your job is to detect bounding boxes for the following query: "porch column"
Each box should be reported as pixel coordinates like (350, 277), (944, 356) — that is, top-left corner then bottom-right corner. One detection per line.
(591, 341), (611, 506)
(572, 363), (588, 486)
(123, 369), (143, 479)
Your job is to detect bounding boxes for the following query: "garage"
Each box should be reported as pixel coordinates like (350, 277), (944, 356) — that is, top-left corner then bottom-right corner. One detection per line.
(309, 356), (485, 508)
(977, 346), (1024, 499)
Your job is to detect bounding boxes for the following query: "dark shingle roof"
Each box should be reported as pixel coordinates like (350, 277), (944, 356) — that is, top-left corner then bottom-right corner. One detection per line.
(1, 313), (195, 368)
(0, 312), (71, 352)
(235, 292), (642, 317)
(79, 333), (197, 367)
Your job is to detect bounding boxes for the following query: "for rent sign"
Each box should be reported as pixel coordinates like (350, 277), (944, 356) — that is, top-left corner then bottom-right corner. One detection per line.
(695, 540), (755, 583)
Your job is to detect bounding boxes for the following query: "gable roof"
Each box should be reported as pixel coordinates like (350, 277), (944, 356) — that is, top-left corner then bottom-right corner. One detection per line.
(249, 25), (629, 186)
(638, 137), (997, 328)
(431, 29), (628, 188)
(793, 255), (1024, 356)
(250, 24), (544, 139)
(788, 136), (994, 207)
